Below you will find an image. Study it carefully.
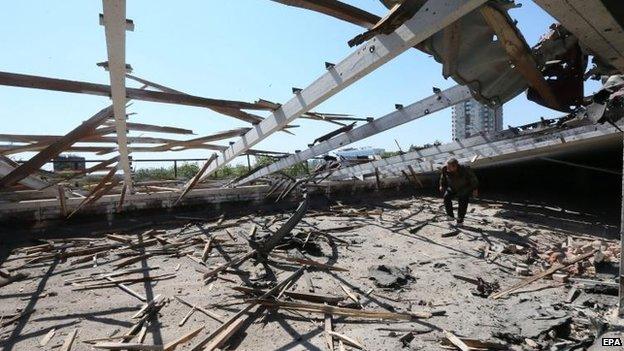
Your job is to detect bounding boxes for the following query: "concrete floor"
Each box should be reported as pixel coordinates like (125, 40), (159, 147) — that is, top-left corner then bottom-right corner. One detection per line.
(0, 195), (620, 350)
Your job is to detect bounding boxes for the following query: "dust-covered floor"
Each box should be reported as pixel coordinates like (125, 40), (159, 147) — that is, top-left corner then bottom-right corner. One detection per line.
(0, 195), (621, 350)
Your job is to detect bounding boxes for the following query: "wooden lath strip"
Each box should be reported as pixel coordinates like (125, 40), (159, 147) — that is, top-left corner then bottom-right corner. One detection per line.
(0, 71), (274, 111)
(0, 134), (181, 145)
(67, 165), (120, 218)
(126, 74), (264, 124)
(125, 74), (299, 132)
(174, 153), (217, 205)
(0, 145), (121, 155)
(270, 0), (380, 28)
(480, 5), (560, 110)
(0, 105), (114, 189)
(98, 122), (194, 135)
(146, 128), (251, 152)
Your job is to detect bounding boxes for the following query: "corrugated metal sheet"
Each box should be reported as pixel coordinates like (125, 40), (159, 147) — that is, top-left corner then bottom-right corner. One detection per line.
(382, 0), (528, 107)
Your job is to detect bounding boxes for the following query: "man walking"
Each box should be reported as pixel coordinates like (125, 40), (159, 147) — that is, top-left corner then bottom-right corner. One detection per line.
(439, 158), (479, 226)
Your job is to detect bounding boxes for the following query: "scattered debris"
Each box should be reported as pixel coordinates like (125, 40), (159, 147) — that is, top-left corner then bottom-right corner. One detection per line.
(368, 265), (414, 289)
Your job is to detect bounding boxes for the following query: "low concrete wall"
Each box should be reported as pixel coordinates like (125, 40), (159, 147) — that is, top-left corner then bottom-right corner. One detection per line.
(0, 176), (412, 227)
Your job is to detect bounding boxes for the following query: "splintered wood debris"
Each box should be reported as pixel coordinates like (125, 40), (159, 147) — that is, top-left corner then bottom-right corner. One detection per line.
(0, 196), (620, 350)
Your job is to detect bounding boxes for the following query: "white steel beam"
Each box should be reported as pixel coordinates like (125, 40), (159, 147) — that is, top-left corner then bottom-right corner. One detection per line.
(199, 0), (488, 181)
(236, 85), (472, 185)
(102, 0), (133, 192)
(533, 0), (624, 73)
(331, 122), (620, 179)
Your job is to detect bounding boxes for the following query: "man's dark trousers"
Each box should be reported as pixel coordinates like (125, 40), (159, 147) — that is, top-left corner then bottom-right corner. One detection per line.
(443, 189), (469, 222)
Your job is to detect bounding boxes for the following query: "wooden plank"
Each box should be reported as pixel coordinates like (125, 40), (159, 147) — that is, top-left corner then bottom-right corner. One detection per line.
(270, 0), (380, 28)
(104, 276), (146, 302)
(0, 309), (34, 327)
(125, 74), (271, 125)
(163, 325), (204, 351)
(407, 165), (424, 188)
(149, 128), (250, 152)
(269, 253), (348, 271)
(0, 134), (182, 144)
(324, 312), (334, 351)
(480, 5), (560, 110)
(189, 268), (304, 351)
(99, 121), (194, 135)
(60, 328), (78, 351)
(174, 153), (217, 205)
(339, 284), (361, 307)
(443, 330), (471, 351)
(0, 105), (113, 189)
(0, 71), (273, 111)
(177, 307), (195, 327)
(252, 299), (429, 320)
(202, 250), (257, 282)
(174, 295), (223, 322)
(491, 250), (596, 299)
(201, 238), (213, 262)
(231, 286), (346, 304)
(67, 166), (119, 218)
(203, 318), (245, 350)
(93, 342), (163, 350)
(39, 328), (56, 346)
(131, 294), (162, 319)
(325, 331), (363, 350)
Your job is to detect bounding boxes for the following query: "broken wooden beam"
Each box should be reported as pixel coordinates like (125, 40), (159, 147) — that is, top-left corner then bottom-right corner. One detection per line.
(163, 325), (204, 351)
(174, 295), (223, 322)
(190, 267), (304, 351)
(174, 153), (218, 205)
(0, 105), (113, 189)
(491, 250), (597, 299)
(251, 299), (429, 320)
(480, 5), (561, 110)
(269, 253), (348, 272)
(0, 71), (274, 111)
(232, 286), (346, 304)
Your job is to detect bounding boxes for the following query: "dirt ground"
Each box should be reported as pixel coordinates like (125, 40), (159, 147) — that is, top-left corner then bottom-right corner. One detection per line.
(0, 195), (621, 350)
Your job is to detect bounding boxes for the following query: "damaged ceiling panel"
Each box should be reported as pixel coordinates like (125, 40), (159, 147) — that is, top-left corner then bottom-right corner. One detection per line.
(416, 0), (529, 107)
(280, 0), (566, 110)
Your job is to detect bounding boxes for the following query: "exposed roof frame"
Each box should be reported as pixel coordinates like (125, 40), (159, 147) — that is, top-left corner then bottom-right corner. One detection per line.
(235, 85), (472, 186)
(198, 0), (489, 182)
(0, 71), (274, 114)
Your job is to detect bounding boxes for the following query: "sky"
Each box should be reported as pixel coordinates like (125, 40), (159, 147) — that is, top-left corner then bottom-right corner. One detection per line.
(0, 1), (602, 170)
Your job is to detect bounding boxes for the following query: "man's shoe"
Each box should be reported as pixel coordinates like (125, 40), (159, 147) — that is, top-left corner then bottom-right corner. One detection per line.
(456, 220), (464, 228)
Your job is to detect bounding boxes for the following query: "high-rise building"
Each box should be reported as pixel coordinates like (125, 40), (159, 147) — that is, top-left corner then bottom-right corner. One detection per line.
(451, 98), (503, 140)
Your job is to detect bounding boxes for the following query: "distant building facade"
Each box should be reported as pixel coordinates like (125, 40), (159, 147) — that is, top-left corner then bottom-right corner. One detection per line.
(53, 155), (86, 173)
(451, 98), (503, 140)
